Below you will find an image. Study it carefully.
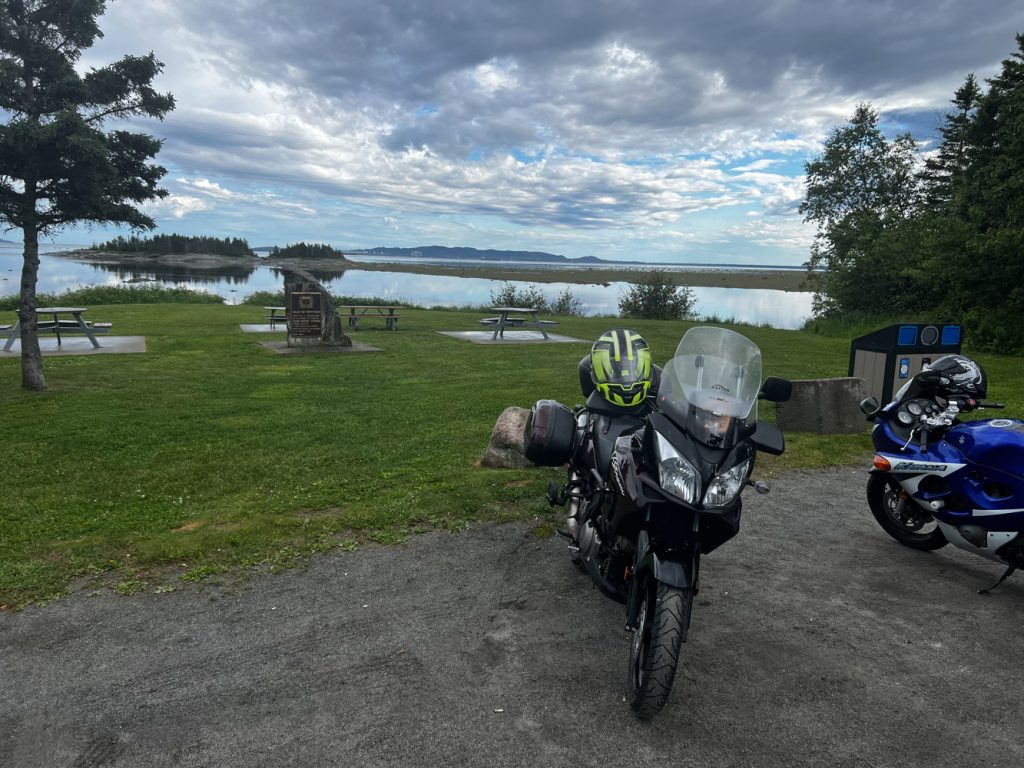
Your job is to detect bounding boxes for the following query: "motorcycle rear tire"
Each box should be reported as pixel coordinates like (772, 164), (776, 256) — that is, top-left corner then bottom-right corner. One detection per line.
(627, 580), (691, 720)
(867, 473), (948, 551)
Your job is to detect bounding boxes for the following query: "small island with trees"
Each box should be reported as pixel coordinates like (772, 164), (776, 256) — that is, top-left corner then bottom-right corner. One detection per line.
(72, 234), (352, 269)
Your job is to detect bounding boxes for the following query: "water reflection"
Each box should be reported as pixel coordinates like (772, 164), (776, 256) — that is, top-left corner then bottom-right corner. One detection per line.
(0, 247), (814, 330)
(268, 266), (349, 282)
(88, 261), (256, 285)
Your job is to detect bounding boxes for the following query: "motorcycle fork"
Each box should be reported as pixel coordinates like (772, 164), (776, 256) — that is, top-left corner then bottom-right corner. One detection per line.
(625, 513), (701, 632)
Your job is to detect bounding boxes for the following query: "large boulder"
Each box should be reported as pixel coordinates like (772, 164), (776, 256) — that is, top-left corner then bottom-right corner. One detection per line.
(775, 377), (869, 434)
(281, 266), (351, 348)
(480, 406), (532, 468)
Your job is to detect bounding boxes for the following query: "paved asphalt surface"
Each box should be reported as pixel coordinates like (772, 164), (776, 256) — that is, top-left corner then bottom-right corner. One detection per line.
(2, 466), (1023, 768)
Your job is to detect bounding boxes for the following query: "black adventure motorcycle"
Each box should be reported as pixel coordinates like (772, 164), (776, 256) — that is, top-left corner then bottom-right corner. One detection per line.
(525, 326), (791, 719)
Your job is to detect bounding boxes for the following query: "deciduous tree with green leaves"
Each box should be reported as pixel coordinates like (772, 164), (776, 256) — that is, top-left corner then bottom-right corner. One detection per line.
(0, 0), (174, 390)
(799, 104), (919, 317)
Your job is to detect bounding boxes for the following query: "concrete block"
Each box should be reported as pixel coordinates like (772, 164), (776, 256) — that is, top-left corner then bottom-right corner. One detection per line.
(775, 377), (869, 434)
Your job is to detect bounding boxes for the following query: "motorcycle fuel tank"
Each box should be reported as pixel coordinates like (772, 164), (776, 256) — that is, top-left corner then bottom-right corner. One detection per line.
(947, 419), (1024, 477)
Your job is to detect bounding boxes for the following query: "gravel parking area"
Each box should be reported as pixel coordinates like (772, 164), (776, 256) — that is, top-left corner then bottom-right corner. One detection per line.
(2, 466), (1022, 767)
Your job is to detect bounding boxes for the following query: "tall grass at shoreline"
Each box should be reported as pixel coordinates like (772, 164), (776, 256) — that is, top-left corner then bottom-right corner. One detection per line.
(0, 285), (225, 311)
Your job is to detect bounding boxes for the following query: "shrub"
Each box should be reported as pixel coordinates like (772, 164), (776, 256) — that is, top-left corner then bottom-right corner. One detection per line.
(239, 290), (286, 306)
(239, 290), (413, 308)
(489, 282), (548, 310)
(0, 285), (224, 311)
(618, 270), (695, 320)
(548, 287), (586, 317)
(488, 282), (587, 316)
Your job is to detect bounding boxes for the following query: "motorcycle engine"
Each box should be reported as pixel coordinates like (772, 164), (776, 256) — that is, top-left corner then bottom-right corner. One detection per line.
(577, 519), (602, 562)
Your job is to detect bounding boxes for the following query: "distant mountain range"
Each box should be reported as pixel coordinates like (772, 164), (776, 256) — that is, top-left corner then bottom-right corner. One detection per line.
(347, 245), (609, 264)
(250, 244), (806, 271)
(344, 245), (808, 271)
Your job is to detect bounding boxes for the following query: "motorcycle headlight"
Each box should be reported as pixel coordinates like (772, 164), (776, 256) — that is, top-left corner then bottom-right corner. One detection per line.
(654, 431), (700, 504)
(703, 458), (753, 507)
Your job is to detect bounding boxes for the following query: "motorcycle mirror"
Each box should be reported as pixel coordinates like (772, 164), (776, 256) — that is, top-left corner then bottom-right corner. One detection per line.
(758, 376), (792, 403)
(859, 396), (880, 417)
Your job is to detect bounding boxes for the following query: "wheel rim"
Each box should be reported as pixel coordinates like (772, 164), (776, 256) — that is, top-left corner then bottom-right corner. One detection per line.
(882, 479), (938, 535)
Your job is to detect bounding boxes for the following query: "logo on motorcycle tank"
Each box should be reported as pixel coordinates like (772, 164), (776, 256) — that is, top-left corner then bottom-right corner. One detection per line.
(892, 460), (949, 472)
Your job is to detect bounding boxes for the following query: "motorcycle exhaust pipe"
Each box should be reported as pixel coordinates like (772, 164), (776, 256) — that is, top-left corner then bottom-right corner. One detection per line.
(566, 502), (579, 539)
(563, 471), (581, 538)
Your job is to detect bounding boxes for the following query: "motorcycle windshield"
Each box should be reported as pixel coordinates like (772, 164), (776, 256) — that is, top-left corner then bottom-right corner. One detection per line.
(657, 326), (763, 448)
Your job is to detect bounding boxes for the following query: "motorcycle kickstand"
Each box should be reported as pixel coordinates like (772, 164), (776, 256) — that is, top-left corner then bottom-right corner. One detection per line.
(978, 565), (1017, 596)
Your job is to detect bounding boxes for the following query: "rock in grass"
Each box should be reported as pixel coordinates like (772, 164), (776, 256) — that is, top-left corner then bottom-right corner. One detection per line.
(281, 266), (351, 348)
(481, 406), (532, 468)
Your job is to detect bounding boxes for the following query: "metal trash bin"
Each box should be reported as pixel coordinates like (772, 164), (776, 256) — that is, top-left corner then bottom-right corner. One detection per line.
(848, 323), (962, 405)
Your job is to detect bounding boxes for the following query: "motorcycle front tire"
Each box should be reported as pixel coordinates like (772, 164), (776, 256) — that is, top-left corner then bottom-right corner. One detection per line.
(867, 473), (948, 551)
(627, 580), (691, 720)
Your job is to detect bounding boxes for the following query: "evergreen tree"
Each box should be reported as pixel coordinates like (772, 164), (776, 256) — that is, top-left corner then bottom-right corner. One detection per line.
(946, 34), (1024, 349)
(0, 0), (174, 390)
(918, 74), (982, 212)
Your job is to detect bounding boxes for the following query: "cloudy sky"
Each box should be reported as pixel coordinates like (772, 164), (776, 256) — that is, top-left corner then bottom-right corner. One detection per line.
(48, 0), (1024, 264)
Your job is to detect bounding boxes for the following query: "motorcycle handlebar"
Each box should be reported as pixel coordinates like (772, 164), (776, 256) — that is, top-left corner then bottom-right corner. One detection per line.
(949, 397), (1005, 412)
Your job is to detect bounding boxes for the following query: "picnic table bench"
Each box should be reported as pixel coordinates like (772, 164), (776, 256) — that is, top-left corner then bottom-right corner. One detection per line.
(3, 307), (109, 351)
(481, 307), (557, 339)
(264, 306), (287, 329)
(337, 305), (401, 331)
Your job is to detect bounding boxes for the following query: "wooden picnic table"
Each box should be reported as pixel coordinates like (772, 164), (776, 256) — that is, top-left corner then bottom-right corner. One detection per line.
(337, 305), (401, 331)
(479, 307), (557, 340)
(264, 306), (287, 329)
(3, 307), (106, 351)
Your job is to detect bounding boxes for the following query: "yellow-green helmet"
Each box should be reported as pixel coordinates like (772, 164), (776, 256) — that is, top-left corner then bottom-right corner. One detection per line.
(590, 328), (652, 407)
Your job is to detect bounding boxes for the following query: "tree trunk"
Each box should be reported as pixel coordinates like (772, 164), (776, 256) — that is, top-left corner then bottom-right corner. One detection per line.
(19, 223), (45, 391)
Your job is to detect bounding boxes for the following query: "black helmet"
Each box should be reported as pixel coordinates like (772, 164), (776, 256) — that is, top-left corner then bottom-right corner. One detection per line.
(925, 354), (987, 398)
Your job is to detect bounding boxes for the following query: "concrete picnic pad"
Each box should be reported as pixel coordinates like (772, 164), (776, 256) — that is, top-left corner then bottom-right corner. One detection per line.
(0, 336), (146, 356)
(438, 330), (588, 344)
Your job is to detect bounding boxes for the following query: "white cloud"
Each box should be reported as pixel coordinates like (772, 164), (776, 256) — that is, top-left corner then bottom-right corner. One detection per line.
(143, 195), (210, 219)
(61, 0), (1024, 263)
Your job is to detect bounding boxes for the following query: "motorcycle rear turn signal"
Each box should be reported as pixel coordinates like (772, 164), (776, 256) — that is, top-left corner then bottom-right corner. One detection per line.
(873, 455), (891, 471)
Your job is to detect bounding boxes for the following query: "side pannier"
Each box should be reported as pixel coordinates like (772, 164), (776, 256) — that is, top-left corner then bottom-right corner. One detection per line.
(524, 399), (575, 466)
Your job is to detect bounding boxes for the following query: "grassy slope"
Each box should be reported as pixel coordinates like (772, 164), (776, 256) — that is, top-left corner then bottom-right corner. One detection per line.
(2, 305), (1020, 607)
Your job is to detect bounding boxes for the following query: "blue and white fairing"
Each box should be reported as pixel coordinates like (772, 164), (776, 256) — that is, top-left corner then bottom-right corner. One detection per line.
(874, 416), (1024, 531)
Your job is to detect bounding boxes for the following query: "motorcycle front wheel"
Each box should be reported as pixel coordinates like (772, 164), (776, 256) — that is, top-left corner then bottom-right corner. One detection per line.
(867, 473), (948, 551)
(627, 580), (691, 720)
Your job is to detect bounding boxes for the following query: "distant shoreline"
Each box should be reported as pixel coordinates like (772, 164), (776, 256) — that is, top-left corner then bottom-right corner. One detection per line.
(51, 250), (814, 293)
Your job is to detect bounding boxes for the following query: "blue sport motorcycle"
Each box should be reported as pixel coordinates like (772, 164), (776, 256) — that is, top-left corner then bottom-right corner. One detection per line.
(860, 354), (1024, 593)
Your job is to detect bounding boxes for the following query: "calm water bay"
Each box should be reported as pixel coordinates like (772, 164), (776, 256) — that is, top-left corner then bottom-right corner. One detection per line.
(0, 245), (814, 330)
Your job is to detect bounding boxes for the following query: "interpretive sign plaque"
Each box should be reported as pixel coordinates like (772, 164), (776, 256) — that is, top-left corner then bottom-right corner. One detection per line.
(289, 292), (322, 337)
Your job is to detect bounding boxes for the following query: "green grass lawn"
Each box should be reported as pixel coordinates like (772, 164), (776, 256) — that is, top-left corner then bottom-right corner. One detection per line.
(2, 304), (1021, 608)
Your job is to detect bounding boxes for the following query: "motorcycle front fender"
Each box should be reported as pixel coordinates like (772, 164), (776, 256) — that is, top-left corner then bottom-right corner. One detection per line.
(627, 529), (698, 628)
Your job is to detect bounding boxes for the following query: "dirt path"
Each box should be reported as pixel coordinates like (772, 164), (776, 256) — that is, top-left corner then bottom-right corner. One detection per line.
(2, 466), (1022, 767)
